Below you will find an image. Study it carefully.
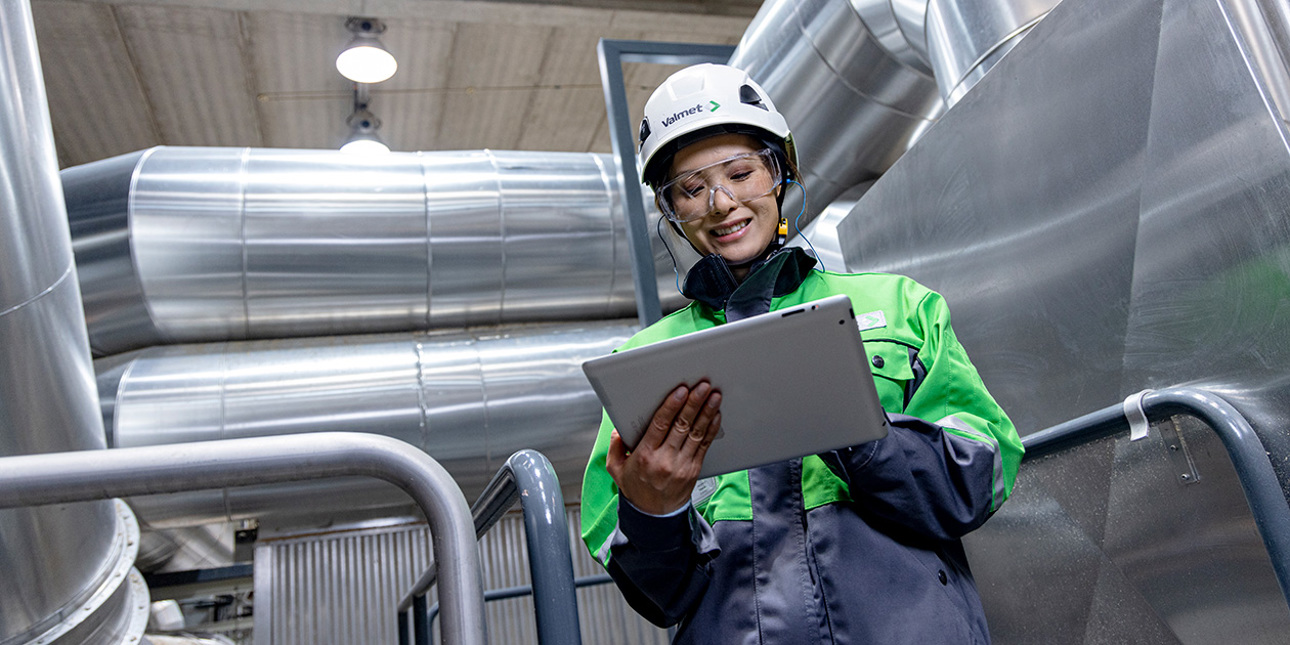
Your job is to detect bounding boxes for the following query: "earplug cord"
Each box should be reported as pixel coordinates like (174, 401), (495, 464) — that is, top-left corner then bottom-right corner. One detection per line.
(788, 179), (825, 273)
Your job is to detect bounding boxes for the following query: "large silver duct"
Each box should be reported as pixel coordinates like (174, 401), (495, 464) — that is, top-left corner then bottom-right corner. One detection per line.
(60, 0), (1060, 363)
(839, 0), (1290, 639)
(725, 0), (1060, 216)
(65, 146), (683, 357)
(0, 1), (147, 643)
(925, 0), (1062, 104)
(728, 0), (943, 214)
(99, 321), (635, 529)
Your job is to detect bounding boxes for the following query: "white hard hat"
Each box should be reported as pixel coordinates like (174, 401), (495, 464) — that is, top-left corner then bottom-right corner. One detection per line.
(638, 64), (796, 188)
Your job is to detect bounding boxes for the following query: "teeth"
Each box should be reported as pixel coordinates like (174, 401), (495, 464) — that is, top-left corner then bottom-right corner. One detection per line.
(713, 220), (749, 237)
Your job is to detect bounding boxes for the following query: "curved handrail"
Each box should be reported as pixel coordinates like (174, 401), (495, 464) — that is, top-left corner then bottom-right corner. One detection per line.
(1022, 387), (1290, 607)
(0, 432), (486, 645)
(400, 449), (579, 645)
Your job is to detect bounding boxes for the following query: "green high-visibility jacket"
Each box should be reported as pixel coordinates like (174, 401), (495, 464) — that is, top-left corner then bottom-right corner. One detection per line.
(581, 267), (1023, 644)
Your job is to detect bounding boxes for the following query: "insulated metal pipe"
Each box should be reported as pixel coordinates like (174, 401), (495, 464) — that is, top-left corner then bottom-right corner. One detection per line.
(924, 0), (1061, 104)
(0, 1), (143, 643)
(60, 2), (1055, 362)
(0, 432), (488, 645)
(64, 147), (681, 357)
(729, 0), (944, 214)
(728, 0), (1062, 204)
(102, 321), (637, 527)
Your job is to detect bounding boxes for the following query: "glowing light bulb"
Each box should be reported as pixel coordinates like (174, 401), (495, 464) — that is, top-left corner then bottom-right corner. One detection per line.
(340, 136), (390, 154)
(336, 43), (397, 84)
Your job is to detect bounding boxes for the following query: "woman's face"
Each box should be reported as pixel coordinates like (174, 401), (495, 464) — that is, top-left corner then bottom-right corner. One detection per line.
(668, 134), (781, 274)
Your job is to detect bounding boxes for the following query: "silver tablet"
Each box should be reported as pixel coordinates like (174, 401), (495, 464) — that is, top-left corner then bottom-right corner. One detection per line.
(581, 294), (889, 478)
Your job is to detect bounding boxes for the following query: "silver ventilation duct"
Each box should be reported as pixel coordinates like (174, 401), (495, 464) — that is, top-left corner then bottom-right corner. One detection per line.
(99, 321), (636, 528)
(728, 0), (944, 214)
(726, 0), (1061, 214)
(65, 146), (684, 357)
(0, 1), (147, 642)
(925, 0), (1062, 104)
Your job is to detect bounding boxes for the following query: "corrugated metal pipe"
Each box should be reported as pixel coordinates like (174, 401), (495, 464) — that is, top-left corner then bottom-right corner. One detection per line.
(0, 1), (147, 642)
(65, 146), (684, 357)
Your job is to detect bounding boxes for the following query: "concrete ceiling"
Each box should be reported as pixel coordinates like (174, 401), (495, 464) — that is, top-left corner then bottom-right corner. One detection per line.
(30, 0), (758, 168)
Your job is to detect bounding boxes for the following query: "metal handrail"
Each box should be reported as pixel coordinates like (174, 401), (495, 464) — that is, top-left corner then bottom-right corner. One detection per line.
(0, 432), (486, 645)
(421, 574), (616, 644)
(1022, 387), (1290, 607)
(399, 449), (580, 645)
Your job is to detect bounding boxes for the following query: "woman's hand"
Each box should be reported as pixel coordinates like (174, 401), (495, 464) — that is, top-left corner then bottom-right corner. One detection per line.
(606, 382), (722, 515)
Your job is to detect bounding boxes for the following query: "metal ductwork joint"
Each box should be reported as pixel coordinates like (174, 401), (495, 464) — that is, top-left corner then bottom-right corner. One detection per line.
(924, 0), (1062, 105)
(0, 1), (148, 642)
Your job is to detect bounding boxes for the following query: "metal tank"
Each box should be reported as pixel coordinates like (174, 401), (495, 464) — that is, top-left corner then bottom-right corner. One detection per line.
(64, 146), (686, 357)
(838, 0), (1290, 640)
(0, 1), (147, 643)
(99, 321), (636, 529)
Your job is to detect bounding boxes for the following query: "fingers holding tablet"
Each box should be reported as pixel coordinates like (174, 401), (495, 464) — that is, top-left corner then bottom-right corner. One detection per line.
(606, 381), (723, 515)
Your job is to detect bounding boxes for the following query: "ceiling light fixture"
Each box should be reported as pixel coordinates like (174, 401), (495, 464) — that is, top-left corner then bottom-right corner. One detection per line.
(340, 87), (390, 154)
(336, 17), (397, 84)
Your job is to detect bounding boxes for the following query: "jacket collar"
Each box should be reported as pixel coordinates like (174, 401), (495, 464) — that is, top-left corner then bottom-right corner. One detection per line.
(682, 247), (819, 322)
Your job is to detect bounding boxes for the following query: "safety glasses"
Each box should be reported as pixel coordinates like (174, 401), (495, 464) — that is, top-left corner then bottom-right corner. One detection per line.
(658, 149), (781, 223)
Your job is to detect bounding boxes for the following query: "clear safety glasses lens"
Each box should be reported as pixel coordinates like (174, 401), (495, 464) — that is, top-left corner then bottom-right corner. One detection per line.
(659, 149), (781, 223)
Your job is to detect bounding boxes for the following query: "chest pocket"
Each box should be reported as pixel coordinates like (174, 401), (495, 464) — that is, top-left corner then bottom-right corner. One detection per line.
(864, 340), (919, 413)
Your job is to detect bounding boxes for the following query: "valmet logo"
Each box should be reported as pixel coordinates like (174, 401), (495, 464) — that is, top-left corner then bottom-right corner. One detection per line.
(661, 103), (704, 128)
(660, 101), (720, 128)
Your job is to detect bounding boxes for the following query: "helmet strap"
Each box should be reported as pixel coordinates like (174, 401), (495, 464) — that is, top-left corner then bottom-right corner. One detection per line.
(657, 215), (685, 295)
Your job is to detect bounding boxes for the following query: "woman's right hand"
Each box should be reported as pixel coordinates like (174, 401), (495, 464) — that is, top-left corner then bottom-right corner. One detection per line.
(605, 382), (722, 515)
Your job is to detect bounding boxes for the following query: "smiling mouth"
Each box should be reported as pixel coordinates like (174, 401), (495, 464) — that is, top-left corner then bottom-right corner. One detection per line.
(712, 219), (750, 238)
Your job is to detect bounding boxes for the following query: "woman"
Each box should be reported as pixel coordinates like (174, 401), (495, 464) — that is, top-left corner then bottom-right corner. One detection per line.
(581, 64), (1023, 644)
